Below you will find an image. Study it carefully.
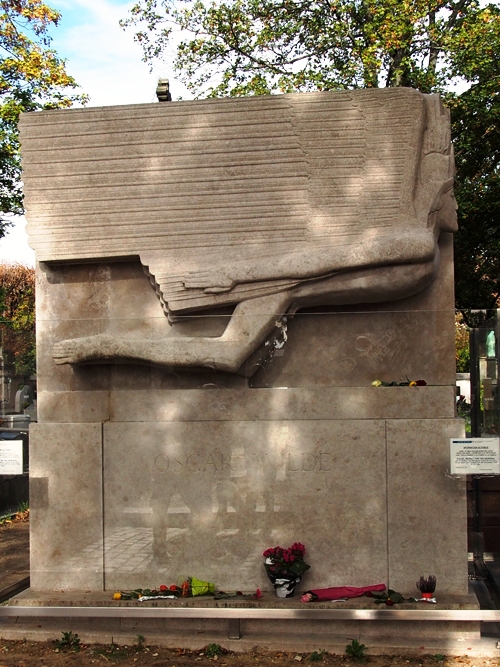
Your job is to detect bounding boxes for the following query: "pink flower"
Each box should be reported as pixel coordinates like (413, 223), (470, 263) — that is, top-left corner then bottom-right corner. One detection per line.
(263, 542), (306, 566)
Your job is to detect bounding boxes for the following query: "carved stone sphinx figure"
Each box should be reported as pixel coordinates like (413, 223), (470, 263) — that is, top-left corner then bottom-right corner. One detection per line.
(20, 88), (456, 374)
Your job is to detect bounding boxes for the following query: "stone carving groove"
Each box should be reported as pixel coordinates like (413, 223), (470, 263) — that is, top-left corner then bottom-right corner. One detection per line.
(20, 88), (456, 373)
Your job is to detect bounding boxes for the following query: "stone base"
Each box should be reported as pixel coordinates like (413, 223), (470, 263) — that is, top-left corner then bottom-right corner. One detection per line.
(1, 590), (489, 656)
(29, 403), (466, 594)
(29, 241), (465, 596)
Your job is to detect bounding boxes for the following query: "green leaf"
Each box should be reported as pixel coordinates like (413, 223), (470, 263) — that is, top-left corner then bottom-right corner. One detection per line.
(0, 1), (86, 226)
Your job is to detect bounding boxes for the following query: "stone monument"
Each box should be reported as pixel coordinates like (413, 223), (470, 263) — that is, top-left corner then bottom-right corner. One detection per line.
(20, 88), (465, 595)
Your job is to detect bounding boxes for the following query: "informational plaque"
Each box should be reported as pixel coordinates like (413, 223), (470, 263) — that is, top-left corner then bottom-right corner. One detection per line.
(450, 438), (500, 475)
(0, 440), (23, 475)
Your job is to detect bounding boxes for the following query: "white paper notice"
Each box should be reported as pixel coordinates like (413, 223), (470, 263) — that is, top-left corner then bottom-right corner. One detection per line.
(450, 438), (500, 475)
(0, 440), (23, 475)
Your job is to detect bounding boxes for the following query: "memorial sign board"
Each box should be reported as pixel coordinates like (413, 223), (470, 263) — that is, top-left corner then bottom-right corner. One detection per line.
(0, 440), (23, 475)
(450, 438), (500, 475)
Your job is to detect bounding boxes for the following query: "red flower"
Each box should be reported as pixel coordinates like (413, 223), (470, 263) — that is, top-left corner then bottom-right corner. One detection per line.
(263, 543), (307, 568)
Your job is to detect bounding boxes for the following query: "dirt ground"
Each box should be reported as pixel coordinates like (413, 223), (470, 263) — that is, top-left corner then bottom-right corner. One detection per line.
(0, 517), (498, 667)
(0, 639), (498, 667)
(0, 510), (30, 591)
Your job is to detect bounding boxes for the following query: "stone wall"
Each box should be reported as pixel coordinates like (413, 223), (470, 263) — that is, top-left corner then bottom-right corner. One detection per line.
(29, 233), (466, 594)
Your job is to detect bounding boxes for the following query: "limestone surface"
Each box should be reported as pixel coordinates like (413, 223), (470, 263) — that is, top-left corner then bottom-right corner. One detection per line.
(24, 90), (466, 598)
(20, 89), (456, 373)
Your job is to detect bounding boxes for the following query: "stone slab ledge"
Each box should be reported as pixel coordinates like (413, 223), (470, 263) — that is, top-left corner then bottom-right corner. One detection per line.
(8, 590), (479, 610)
(37, 386), (457, 423)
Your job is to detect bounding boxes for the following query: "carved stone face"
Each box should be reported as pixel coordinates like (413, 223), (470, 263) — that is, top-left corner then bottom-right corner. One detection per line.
(435, 184), (458, 233)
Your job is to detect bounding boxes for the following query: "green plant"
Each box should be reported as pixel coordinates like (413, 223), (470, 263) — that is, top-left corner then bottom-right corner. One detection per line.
(17, 501), (29, 514)
(205, 643), (222, 658)
(92, 642), (130, 660)
(456, 347), (470, 373)
(457, 404), (471, 436)
(432, 655), (446, 663)
(370, 589), (408, 605)
(455, 315), (470, 373)
(135, 634), (145, 650)
(54, 631), (81, 652)
(345, 639), (366, 661)
(309, 649), (327, 662)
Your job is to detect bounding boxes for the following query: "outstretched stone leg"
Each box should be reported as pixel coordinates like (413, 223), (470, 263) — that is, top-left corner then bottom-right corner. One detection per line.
(53, 291), (292, 373)
(181, 228), (438, 292)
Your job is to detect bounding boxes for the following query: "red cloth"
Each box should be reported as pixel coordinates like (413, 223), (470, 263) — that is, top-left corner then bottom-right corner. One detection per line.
(303, 583), (386, 602)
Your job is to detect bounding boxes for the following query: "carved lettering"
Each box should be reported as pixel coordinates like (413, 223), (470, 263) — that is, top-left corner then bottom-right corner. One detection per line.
(155, 455), (169, 473)
(302, 453), (317, 471)
(203, 453), (217, 472)
(186, 454), (201, 472)
(319, 452), (332, 471)
(221, 454), (232, 471)
(155, 449), (333, 474)
(253, 452), (279, 471)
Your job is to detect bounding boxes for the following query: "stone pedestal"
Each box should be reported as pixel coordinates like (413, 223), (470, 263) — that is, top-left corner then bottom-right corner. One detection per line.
(30, 235), (467, 596)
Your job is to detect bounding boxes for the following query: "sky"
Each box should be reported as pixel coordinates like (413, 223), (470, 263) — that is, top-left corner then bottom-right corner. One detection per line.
(0, 0), (191, 266)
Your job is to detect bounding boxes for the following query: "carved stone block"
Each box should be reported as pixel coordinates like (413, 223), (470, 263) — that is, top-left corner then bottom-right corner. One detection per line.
(22, 90), (465, 596)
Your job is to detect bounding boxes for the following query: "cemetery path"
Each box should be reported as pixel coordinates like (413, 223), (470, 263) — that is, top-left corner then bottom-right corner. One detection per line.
(0, 512), (29, 591)
(0, 640), (492, 667)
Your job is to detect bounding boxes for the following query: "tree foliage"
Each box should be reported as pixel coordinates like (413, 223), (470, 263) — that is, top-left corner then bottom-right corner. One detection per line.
(121, 0), (497, 97)
(0, 0), (86, 234)
(448, 23), (500, 319)
(455, 312), (470, 373)
(0, 263), (35, 376)
(122, 0), (500, 314)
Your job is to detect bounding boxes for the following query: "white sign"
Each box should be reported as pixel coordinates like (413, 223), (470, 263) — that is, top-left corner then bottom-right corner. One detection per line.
(0, 440), (23, 475)
(450, 438), (500, 475)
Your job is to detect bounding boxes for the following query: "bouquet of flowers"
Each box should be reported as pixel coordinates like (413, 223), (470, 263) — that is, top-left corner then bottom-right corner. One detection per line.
(371, 379), (427, 387)
(263, 542), (310, 577)
(263, 542), (310, 597)
(416, 575), (436, 600)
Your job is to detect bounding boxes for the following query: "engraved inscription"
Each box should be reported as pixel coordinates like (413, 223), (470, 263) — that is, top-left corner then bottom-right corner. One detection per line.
(155, 451), (231, 474)
(155, 449), (333, 474)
